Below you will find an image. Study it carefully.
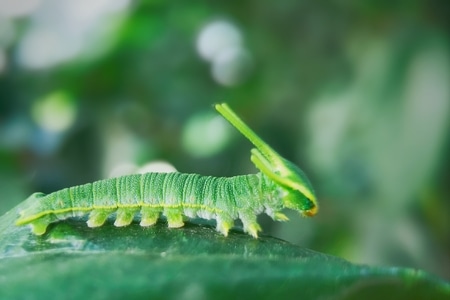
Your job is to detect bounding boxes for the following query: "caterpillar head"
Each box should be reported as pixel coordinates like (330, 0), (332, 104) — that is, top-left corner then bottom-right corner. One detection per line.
(215, 103), (318, 217)
(251, 148), (317, 217)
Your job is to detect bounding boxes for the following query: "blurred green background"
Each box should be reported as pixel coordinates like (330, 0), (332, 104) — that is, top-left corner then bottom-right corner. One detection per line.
(0, 0), (449, 281)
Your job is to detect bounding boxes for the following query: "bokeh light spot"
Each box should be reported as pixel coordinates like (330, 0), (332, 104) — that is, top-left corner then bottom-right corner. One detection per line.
(196, 20), (242, 62)
(182, 112), (232, 158)
(32, 91), (77, 133)
(137, 161), (177, 174)
(196, 20), (252, 87)
(212, 46), (252, 86)
(108, 162), (138, 178)
(16, 0), (130, 69)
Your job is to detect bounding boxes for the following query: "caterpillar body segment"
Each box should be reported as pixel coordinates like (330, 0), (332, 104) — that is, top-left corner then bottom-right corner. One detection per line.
(16, 173), (280, 238)
(16, 103), (318, 238)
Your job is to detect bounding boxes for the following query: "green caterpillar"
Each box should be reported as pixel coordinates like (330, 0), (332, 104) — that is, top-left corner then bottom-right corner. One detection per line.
(16, 103), (318, 238)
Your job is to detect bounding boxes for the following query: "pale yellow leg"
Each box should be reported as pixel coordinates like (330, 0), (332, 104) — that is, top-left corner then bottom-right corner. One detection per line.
(216, 214), (234, 237)
(87, 209), (115, 227)
(140, 207), (160, 227)
(240, 211), (262, 238)
(245, 223), (262, 238)
(30, 215), (52, 235)
(273, 212), (289, 222)
(164, 208), (184, 228)
(114, 207), (139, 227)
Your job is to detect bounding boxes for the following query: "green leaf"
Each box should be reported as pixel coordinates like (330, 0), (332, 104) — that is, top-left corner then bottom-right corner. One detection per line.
(0, 201), (449, 300)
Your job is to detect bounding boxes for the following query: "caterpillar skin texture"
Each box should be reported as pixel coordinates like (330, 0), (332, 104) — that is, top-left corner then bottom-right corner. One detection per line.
(16, 103), (318, 238)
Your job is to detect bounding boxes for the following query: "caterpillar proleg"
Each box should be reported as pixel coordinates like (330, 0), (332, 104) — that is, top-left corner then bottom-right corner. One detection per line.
(16, 103), (318, 238)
